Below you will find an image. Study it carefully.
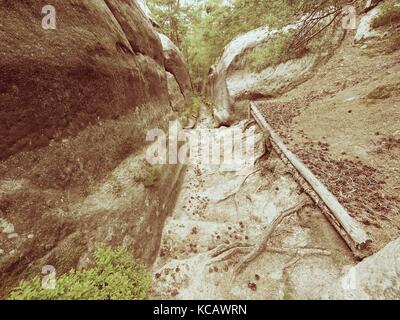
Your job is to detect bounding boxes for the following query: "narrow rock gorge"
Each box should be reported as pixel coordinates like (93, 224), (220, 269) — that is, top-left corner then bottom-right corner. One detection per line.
(1, 0), (399, 301)
(0, 0), (190, 296)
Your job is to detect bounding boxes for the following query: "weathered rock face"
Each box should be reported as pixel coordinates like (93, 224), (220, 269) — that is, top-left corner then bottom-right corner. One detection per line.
(206, 26), (277, 125)
(207, 19), (344, 125)
(206, 65), (233, 126)
(206, 4), (389, 127)
(0, 0), (168, 160)
(159, 33), (193, 101)
(354, 5), (383, 43)
(206, 25), (300, 125)
(104, 0), (164, 64)
(136, 0), (160, 28)
(166, 72), (186, 113)
(326, 238), (400, 299)
(227, 54), (319, 101)
(0, 0), (188, 296)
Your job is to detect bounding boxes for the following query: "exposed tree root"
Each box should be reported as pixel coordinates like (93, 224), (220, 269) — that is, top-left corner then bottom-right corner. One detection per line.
(233, 196), (313, 275)
(242, 119), (256, 133)
(281, 256), (301, 298)
(206, 242), (330, 275)
(207, 246), (252, 266)
(233, 193), (239, 219)
(267, 246), (331, 257)
(204, 195), (319, 276)
(283, 256), (300, 272)
(216, 169), (261, 203)
(254, 140), (269, 165)
(209, 242), (252, 258)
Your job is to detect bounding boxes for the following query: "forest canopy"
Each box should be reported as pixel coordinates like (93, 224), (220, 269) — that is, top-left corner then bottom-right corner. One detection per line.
(145, 0), (367, 86)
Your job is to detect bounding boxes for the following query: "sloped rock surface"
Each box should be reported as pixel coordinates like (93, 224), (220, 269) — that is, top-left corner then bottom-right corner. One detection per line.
(354, 5), (383, 43)
(207, 19), (345, 125)
(326, 238), (400, 299)
(0, 0), (186, 296)
(159, 33), (192, 101)
(104, 0), (164, 63)
(0, 0), (169, 160)
(167, 72), (186, 113)
(206, 25), (298, 125)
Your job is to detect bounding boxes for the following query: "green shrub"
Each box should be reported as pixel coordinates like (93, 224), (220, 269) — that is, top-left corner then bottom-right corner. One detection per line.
(180, 94), (202, 126)
(242, 32), (307, 73)
(8, 246), (151, 300)
(372, 0), (400, 28)
(135, 164), (162, 188)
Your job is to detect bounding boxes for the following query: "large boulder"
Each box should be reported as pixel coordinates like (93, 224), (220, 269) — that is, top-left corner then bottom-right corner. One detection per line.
(325, 238), (400, 299)
(0, 0), (168, 160)
(227, 54), (319, 101)
(0, 0), (185, 295)
(206, 26), (277, 125)
(166, 72), (186, 113)
(159, 33), (193, 102)
(354, 5), (383, 43)
(103, 0), (164, 63)
(207, 17), (344, 125)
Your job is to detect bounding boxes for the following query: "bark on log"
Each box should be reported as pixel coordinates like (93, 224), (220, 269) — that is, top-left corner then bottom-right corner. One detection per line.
(250, 102), (372, 258)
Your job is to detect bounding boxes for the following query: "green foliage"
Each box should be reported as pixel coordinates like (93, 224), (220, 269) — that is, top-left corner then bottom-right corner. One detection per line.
(135, 163), (162, 188)
(146, 0), (356, 85)
(241, 32), (301, 72)
(180, 93), (202, 126)
(147, 0), (190, 47)
(372, 0), (400, 28)
(8, 246), (151, 300)
(147, 0), (309, 82)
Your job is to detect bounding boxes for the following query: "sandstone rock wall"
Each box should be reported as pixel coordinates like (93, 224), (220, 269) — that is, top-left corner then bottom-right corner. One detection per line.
(326, 238), (400, 299)
(206, 26), (278, 125)
(354, 5), (383, 43)
(0, 0), (189, 296)
(159, 33), (193, 101)
(166, 72), (186, 113)
(207, 17), (345, 125)
(0, 0), (169, 160)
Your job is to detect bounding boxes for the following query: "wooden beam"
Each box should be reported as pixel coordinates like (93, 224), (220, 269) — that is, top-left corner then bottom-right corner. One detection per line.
(250, 102), (372, 258)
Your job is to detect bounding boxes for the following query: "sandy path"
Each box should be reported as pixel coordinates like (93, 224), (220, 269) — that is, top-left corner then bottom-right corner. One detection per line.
(151, 112), (355, 300)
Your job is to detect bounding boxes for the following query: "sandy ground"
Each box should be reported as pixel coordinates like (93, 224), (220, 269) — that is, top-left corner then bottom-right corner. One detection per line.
(257, 33), (400, 254)
(151, 110), (355, 300)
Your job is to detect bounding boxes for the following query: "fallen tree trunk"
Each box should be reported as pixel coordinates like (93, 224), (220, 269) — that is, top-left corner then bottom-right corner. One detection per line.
(250, 102), (372, 258)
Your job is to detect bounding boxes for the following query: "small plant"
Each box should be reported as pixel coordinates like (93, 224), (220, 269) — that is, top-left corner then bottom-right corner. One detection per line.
(8, 245), (151, 300)
(135, 163), (162, 188)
